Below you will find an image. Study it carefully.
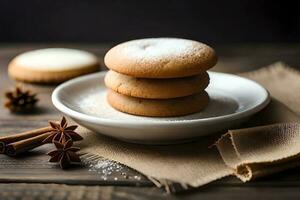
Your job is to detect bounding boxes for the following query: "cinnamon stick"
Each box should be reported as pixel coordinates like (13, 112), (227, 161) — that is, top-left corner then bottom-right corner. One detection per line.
(0, 126), (52, 146)
(0, 126), (53, 154)
(5, 132), (52, 156)
(0, 142), (4, 154)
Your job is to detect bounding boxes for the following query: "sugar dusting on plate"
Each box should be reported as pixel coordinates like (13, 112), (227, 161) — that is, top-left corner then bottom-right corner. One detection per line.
(79, 89), (239, 122)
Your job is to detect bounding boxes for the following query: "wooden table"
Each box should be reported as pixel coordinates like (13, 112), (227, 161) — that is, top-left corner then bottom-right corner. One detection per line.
(1, 44), (300, 200)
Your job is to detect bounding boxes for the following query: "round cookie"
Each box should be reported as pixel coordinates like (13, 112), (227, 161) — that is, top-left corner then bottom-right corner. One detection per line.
(8, 48), (100, 83)
(104, 38), (217, 78)
(107, 90), (209, 117)
(105, 70), (210, 99)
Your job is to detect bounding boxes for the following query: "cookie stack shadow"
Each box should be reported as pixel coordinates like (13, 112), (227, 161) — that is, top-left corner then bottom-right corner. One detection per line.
(104, 38), (217, 117)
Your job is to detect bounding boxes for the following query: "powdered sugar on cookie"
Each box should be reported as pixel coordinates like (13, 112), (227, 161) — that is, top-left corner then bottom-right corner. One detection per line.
(104, 38), (217, 78)
(119, 38), (203, 60)
(13, 48), (98, 71)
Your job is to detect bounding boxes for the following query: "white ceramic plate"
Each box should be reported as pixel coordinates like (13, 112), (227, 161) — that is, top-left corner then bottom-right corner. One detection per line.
(52, 71), (270, 144)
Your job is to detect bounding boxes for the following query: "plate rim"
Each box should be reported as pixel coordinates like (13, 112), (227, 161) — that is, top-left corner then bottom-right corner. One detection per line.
(52, 71), (270, 126)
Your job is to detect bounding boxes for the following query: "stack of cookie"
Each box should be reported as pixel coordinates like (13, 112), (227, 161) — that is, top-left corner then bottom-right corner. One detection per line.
(104, 38), (217, 117)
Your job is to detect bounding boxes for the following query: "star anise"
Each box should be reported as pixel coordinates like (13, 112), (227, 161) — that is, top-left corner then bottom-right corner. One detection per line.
(47, 140), (81, 169)
(4, 86), (38, 112)
(43, 116), (83, 144)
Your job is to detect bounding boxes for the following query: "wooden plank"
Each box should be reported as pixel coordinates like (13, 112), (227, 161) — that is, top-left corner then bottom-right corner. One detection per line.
(1, 183), (300, 200)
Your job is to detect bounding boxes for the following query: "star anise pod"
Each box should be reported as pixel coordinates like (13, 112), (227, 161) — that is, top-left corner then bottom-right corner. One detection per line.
(43, 116), (83, 144)
(47, 140), (81, 169)
(4, 86), (38, 112)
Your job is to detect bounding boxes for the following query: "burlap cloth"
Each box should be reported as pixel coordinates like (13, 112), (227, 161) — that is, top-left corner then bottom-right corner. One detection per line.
(79, 62), (300, 191)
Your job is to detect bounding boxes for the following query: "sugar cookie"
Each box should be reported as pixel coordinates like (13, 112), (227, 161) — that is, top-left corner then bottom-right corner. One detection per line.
(8, 48), (100, 83)
(105, 70), (209, 99)
(104, 38), (217, 78)
(107, 90), (209, 117)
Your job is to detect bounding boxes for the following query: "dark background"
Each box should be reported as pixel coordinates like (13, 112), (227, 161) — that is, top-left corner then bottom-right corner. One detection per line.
(0, 0), (299, 44)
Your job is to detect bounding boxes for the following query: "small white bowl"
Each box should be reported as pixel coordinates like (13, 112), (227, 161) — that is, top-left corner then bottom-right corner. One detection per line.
(52, 71), (270, 144)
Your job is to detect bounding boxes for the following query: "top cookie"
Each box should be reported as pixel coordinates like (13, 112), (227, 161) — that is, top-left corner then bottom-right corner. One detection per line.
(104, 38), (217, 78)
(8, 48), (100, 83)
